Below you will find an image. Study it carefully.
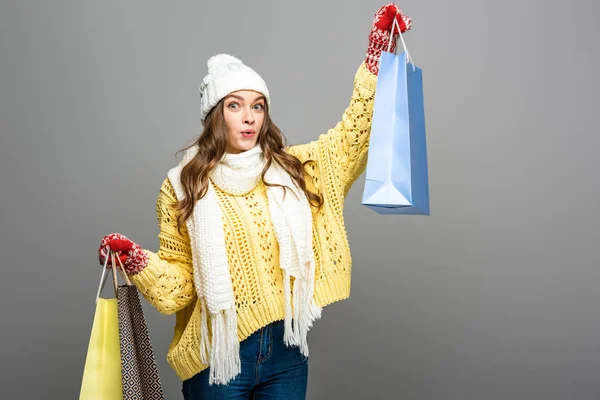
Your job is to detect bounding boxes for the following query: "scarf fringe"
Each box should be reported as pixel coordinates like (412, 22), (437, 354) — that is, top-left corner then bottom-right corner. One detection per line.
(283, 271), (294, 346)
(208, 307), (241, 385)
(199, 297), (210, 365)
(283, 259), (322, 357)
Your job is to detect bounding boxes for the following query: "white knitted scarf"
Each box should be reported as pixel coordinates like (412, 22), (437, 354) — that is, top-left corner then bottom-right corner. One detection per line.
(167, 145), (322, 385)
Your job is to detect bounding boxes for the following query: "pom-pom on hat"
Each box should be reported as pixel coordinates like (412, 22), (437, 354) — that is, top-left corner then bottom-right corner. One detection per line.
(199, 54), (270, 124)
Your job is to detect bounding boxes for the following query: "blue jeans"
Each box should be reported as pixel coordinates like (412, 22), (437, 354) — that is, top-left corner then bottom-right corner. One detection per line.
(182, 320), (309, 399)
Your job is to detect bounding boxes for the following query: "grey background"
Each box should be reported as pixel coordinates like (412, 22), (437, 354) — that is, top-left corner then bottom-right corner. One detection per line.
(1, 0), (599, 399)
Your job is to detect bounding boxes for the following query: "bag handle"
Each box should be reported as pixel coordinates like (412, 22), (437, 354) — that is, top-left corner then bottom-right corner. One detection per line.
(95, 249), (132, 304)
(386, 13), (416, 71)
(113, 251), (132, 286)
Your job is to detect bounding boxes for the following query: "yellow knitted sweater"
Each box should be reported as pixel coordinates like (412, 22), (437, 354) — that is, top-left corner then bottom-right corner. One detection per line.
(131, 62), (377, 381)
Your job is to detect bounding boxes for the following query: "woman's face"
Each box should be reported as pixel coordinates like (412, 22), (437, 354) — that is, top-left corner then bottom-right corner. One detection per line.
(222, 90), (266, 154)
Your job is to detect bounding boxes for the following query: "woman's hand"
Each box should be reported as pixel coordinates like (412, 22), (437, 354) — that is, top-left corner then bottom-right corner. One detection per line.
(365, 3), (412, 75)
(98, 233), (149, 275)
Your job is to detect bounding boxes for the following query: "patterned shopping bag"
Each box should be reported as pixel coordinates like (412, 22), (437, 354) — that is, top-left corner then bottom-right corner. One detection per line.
(114, 255), (165, 400)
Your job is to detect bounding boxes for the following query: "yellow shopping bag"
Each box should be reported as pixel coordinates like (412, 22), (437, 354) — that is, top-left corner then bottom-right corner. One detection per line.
(79, 253), (124, 400)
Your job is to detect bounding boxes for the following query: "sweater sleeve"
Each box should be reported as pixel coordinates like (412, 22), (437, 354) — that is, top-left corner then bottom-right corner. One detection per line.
(287, 62), (377, 196)
(129, 178), (196, 315)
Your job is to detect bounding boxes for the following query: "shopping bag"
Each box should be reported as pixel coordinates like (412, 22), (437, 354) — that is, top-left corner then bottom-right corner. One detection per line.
(79, 256), (123, 399)
(362, 16), (430, 215)
(114, 256), (165, 400)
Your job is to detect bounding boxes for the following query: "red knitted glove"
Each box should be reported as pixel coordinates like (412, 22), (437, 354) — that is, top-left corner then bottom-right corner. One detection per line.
(365, 4), (412, 75)
(98, 233), (149, 275)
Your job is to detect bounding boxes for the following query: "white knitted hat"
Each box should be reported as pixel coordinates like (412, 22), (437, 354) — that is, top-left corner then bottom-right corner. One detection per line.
(199, 54), (270, 124)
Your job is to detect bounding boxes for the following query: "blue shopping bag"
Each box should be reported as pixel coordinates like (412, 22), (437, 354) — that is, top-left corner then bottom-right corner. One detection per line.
(362, 28), (429, 215)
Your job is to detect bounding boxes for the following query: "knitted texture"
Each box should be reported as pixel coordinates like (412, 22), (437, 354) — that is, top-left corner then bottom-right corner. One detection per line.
(130, 62), (377, 381)
(365, 4), (412, 75)
(199, 54), (270, 124)
(166, 144), (320, 385)
(99, 233), (149, 275)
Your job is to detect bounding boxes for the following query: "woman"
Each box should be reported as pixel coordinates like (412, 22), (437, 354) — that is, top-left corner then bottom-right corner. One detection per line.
(99, 4), (411, 399)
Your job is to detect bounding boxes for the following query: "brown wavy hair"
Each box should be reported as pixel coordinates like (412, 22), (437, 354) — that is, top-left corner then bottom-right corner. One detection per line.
(174, 97), (322, 233)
